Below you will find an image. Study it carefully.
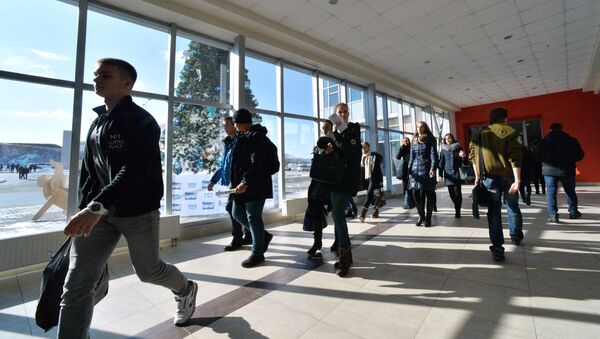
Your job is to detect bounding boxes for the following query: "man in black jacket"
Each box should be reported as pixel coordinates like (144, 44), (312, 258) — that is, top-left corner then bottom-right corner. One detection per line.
(59, 58), (197, 338)
(230, 108), (275, 268)
(538, 123), (585, 222)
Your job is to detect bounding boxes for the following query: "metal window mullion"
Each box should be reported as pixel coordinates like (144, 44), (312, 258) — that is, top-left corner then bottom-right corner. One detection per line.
(276, 59), (285, 201)
(165, 23), (177, 215)
(67, 0), (88, 218)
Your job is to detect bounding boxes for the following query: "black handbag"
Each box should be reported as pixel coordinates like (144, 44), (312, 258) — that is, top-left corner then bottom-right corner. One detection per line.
(473, 131), (492, 208)
(309, 148), (345, 184)
(35, 237), (109, 332)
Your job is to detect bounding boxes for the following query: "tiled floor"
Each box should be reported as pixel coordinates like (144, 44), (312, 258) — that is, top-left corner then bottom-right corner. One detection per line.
(1, 185), (599, 338)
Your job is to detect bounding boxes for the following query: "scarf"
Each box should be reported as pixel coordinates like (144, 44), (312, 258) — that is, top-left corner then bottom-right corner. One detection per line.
(363, 153), (372, 180)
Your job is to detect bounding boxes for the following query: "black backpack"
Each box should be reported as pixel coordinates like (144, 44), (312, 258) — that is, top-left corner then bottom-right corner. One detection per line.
(265, 137), (280, 175)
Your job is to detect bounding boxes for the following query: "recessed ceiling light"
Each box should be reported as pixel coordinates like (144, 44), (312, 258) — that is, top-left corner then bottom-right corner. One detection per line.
(424, 60), (430, 64)
(448, 76), (454, 79)
(517, 59), (524, 63)
(504, 35), (513, 40)
(329, 0), (338, 4)
(532, 86), (538, 89)
(465, 88), (470, 91)
(526, 75), (532, 78)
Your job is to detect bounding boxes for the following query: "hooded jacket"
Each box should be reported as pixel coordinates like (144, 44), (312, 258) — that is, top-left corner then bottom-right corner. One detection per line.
(439, 142), (465, 186)
(79, 95), (163, 217)
(230, 124), (274, 203)
(537, 129), (584, 176)
(469, 123), (522, 178)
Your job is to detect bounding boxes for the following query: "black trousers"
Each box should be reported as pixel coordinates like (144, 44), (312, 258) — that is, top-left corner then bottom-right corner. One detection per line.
(447, 185), (462, 211)
(413, 189), (435, 220)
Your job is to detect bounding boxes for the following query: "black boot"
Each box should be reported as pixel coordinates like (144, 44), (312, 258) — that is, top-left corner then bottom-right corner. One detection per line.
(455, 206), (461, 218)
(416, 214), (425, 226)
(372, 208), (379, 218)
(330, 236), (338, 252)
(358, 207), (368, 222)
(307, 229), (322, 256)
(334, 246), (352, 277)
(425, 211), (433, 227)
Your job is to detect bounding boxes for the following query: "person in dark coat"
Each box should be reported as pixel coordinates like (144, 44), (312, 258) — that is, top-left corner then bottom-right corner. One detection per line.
(537, 122), (584, 222)
(519, 144), (534, 205)
(529, 142), (545, 194)
(230, 108), (276, 268)
(438, 133), (466, 218)
(409, 121), (438, 227)
(327, 102), (361, 277)
(358, 142), (384, 222)
(396, 137), (411, 193)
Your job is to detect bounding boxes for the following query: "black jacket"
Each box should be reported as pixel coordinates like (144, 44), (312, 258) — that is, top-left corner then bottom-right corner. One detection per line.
(395, 145), (410, 180)
(438, 142), (465, 186)
(409, 134), (438, 190)
(79, 95), (163, 217)
(361, 151), (384, 189)
(537, 130), (584, 176)
(230, 124), (274, 203)
(329, 122), (362, 195)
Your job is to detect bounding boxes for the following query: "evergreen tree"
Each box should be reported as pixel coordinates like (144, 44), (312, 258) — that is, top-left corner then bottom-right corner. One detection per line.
(171, 41), (258, 174)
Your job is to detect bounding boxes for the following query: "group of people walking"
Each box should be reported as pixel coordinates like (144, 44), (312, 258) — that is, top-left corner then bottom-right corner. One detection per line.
(55, 57), (586, 338)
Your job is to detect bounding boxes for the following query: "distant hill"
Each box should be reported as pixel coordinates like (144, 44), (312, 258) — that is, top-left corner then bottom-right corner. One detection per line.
(0, 143), (62, 166)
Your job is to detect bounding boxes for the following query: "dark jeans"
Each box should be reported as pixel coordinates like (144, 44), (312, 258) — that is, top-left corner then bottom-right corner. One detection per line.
(482, 176), (523, 247)
(447, 184), (462, 211)
(330, 191), (351, 248)
(401, 176), (409, 194)
(533, 176), (545, 194)
(519, 180), (531, 203)
(413, 189), (435, 220)
(232, 199), (267, 255)
(363, 180), (380, 209)
(544, 175), (578, 218)
(225, 194), (250, 240)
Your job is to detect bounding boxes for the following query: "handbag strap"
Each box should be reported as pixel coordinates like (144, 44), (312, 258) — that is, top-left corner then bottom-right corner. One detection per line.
(478, 130), (485, 179)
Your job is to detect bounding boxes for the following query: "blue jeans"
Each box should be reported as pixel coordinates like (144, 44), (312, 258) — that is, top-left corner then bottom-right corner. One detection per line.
(232, 199), (267, 255)
(482, 176), (523, 247)
(58, 211), (188, 339)
(544, 175), (578, 218)
(330, 191), (351, 248)
(226, 194), (250, 240)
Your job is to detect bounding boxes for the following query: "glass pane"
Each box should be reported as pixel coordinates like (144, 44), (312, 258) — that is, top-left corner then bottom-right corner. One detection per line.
(0, 0), (78, 80)
(348, 85), (365, 124)
(376, 94), (385, 128)
(284, 66), (315, 116)
(404, 103), (414, 133)
(80, 91), (168, 215)
(389, 131), (402, 185)
(283, 118), (317, 199)
(319, 77), (341, 118)
(388, 98), (400, 130)
(175, 36), (229, 104)
(376, 130), (388, 190)
(246, 56), (277, 111)
(85, 9), (169, 94)
(0, 80), (73, 238)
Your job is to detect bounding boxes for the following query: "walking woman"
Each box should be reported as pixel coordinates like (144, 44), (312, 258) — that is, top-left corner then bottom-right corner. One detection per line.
(358, 142), (384, 222)
(328, 102), (362, 277)
(439, 133), (466, 218)
(409, 121), (438, 227)
(396, 137), (411, 193)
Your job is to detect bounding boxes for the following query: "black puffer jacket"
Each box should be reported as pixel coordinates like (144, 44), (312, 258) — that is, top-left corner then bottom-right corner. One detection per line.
(537, 130), (584, 176)
(329, 122), (362, 195)
(230, 124), (274, 203)
(395, 145), (410, 180)
(409, 134), (438, 190)
(438, 142), (465, 186)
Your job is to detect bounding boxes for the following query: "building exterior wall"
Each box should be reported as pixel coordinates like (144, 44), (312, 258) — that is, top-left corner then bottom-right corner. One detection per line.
(455, 89), (600, 182)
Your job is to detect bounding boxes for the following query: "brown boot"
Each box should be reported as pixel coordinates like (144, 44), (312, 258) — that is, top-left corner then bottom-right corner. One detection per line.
(372, 208), (379, 218)
(358, 207), (368, 222)
(335, 246), (352, 277)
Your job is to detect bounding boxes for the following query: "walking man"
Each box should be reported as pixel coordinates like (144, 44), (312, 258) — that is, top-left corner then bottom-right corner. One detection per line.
(537, 122), (584, 222)
(59, 58), (197, 338)
(469, 107), (524, 261)
(230, 108), (277, 268)
(208, 116), (252, 250)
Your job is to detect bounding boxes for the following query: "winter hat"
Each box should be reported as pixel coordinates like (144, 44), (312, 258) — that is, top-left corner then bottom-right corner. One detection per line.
(233, 108), (252, 124)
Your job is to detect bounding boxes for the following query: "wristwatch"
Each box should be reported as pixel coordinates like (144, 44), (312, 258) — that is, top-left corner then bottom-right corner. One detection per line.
(87, 201), (108, 215)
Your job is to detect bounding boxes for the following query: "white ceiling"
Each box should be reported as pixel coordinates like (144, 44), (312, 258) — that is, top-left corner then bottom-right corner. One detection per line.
(220, 0), (600, 108)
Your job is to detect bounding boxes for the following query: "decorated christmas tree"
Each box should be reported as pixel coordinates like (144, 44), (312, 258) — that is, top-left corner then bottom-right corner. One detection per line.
(171, 41), (258, 174)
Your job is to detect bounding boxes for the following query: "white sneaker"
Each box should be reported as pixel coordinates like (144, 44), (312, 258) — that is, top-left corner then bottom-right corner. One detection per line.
(174, 280), (198, 326)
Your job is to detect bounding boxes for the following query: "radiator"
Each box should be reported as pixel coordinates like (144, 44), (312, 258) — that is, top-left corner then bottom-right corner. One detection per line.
(0, 215), (180, 274)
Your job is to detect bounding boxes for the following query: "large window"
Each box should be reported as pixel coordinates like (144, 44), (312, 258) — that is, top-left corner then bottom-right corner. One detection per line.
(284, 66), (315, 117)
(319, 76), (342, 118)
(246, 56), (277, 111)
(283, 118), (317, 198)
(0, 0), (78, 80)
(387, 98), (401, 130)
(347, 84), (366, 124)
(403, 101), (414, 133)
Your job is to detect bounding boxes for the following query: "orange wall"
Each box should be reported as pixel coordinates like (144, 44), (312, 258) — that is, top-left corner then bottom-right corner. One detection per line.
(455, 89), (600, 182)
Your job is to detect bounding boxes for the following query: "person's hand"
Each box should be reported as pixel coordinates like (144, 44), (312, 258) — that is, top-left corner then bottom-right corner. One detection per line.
(429, 170), (435, 178)
(235, 182), (247, 194)
(475, 177), (481, 186)
(207, 182), (215, 191)
(509, 181), (520, 194)
(64, 209), (102, 237)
